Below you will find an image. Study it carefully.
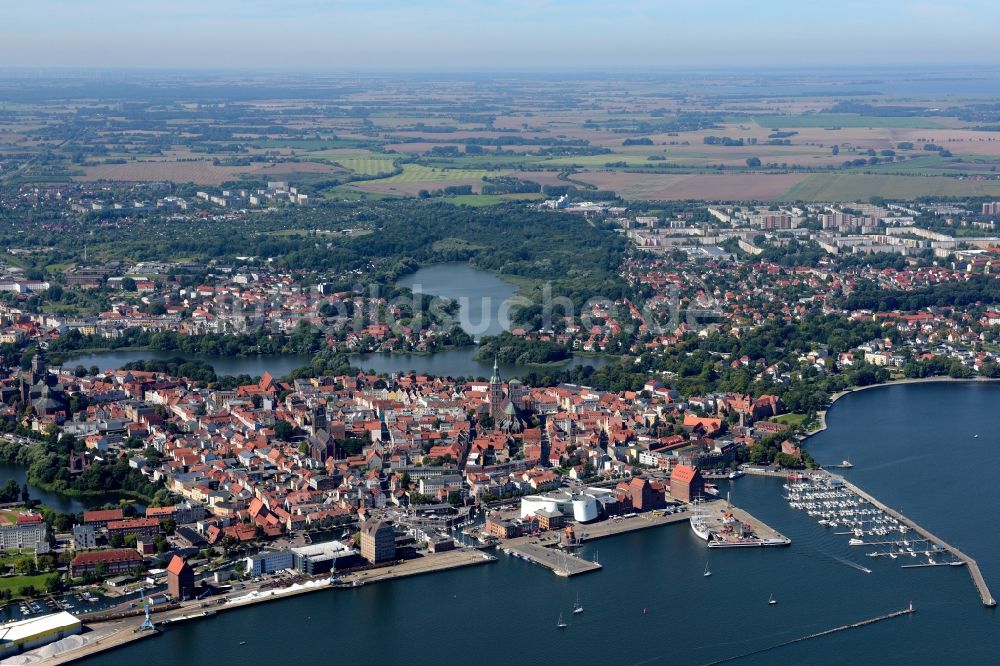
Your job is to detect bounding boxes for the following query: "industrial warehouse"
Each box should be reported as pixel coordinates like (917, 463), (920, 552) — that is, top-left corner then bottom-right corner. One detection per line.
(0, 610), (82, 659)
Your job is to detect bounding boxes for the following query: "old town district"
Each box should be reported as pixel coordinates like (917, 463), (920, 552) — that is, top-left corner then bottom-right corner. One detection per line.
(0, 352), (791, 611)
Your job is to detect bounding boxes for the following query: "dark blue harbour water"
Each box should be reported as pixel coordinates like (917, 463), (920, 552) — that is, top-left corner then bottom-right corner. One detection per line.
(88, 382), (999, 664)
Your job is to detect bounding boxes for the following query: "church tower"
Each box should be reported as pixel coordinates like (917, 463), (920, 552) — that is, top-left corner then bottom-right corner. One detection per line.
(489, 356), (504, 422)
(31, 352), (47, 383)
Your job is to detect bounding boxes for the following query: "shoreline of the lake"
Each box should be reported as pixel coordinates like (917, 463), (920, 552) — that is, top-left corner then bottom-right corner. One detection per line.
(397, 261), (533, 300)
(62, 346), (612, 382)
(0, 460), (144, 514)
(51, 263), (614, 380)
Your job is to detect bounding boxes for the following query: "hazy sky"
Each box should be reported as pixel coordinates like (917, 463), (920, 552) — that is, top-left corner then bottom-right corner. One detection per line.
(4, 0), (1000, 70)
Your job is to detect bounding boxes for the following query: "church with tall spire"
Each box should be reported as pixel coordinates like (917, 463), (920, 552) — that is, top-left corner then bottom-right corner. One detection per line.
(487, 356), (524, 433)
(488, 356), (503, 421)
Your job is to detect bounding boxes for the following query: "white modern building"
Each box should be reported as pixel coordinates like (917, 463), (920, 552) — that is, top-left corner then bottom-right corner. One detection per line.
(291, 540), (360, 575)
(245, 549), (294, 576)
(520, 487), (617, 523)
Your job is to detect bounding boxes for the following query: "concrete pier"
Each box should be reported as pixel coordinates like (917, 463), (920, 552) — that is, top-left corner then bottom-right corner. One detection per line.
(576, 511), (689, 541)
(501, 513), (691, 576)
(704, 502), (791, 546)
(835, 475), (996, 608)
(504, 540), (601, 576)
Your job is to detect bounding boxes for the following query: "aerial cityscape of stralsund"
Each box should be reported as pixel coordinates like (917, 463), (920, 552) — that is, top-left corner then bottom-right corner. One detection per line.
(1, 1), (1000, 664)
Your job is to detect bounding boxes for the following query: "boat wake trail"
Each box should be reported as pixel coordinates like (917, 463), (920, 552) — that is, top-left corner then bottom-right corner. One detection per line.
(829, 554), (872, 574)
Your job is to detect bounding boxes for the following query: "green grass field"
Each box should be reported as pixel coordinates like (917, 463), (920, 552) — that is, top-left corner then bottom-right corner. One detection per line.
(857, 154), (1000, 176)
(421, 154), (550, 169)
(779, 173), (1000, 201)
(0, 573), (55, 600)
(333, 156), (398, 176)
(368, 164), (501, 184)
(324, 185), (399, 200)
(442, 193), (545, 207)
(541, 154), (654, 167)
(771, 413), (810, 428)
(753, 114), (945, 129)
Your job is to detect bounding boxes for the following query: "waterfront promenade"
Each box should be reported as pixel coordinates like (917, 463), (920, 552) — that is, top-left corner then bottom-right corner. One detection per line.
(503, 513), (687, 576)
(341, 548), (490, 586)
(577, 511), (689, 540)
(16, 548), (493, 664)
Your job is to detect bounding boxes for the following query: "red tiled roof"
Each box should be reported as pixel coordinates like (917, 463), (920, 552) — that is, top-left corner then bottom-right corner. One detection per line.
(166, 555), (190, 576)
(671, 464), (697, 484)
(84, 508), (124, 523)
(108, 518), (159, 530)
(71, 548), (143, 566)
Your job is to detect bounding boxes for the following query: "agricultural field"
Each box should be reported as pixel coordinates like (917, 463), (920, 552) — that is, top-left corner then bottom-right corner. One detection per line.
(78, 161), (255, 185)
(777, 174), (1000, 201)
(368, 164), (501, 184)
(441, 193), (546, 207)
(248, 138), (372, 151)
(300, 149), (399, 175)
(77, 160), (342, 185)
(351, 164), (506, 195)
(751, 114), (947, 129)
(5, 72), (1000, 202)
(331, 155), (398, 176)
(574, 172), (807, 201)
